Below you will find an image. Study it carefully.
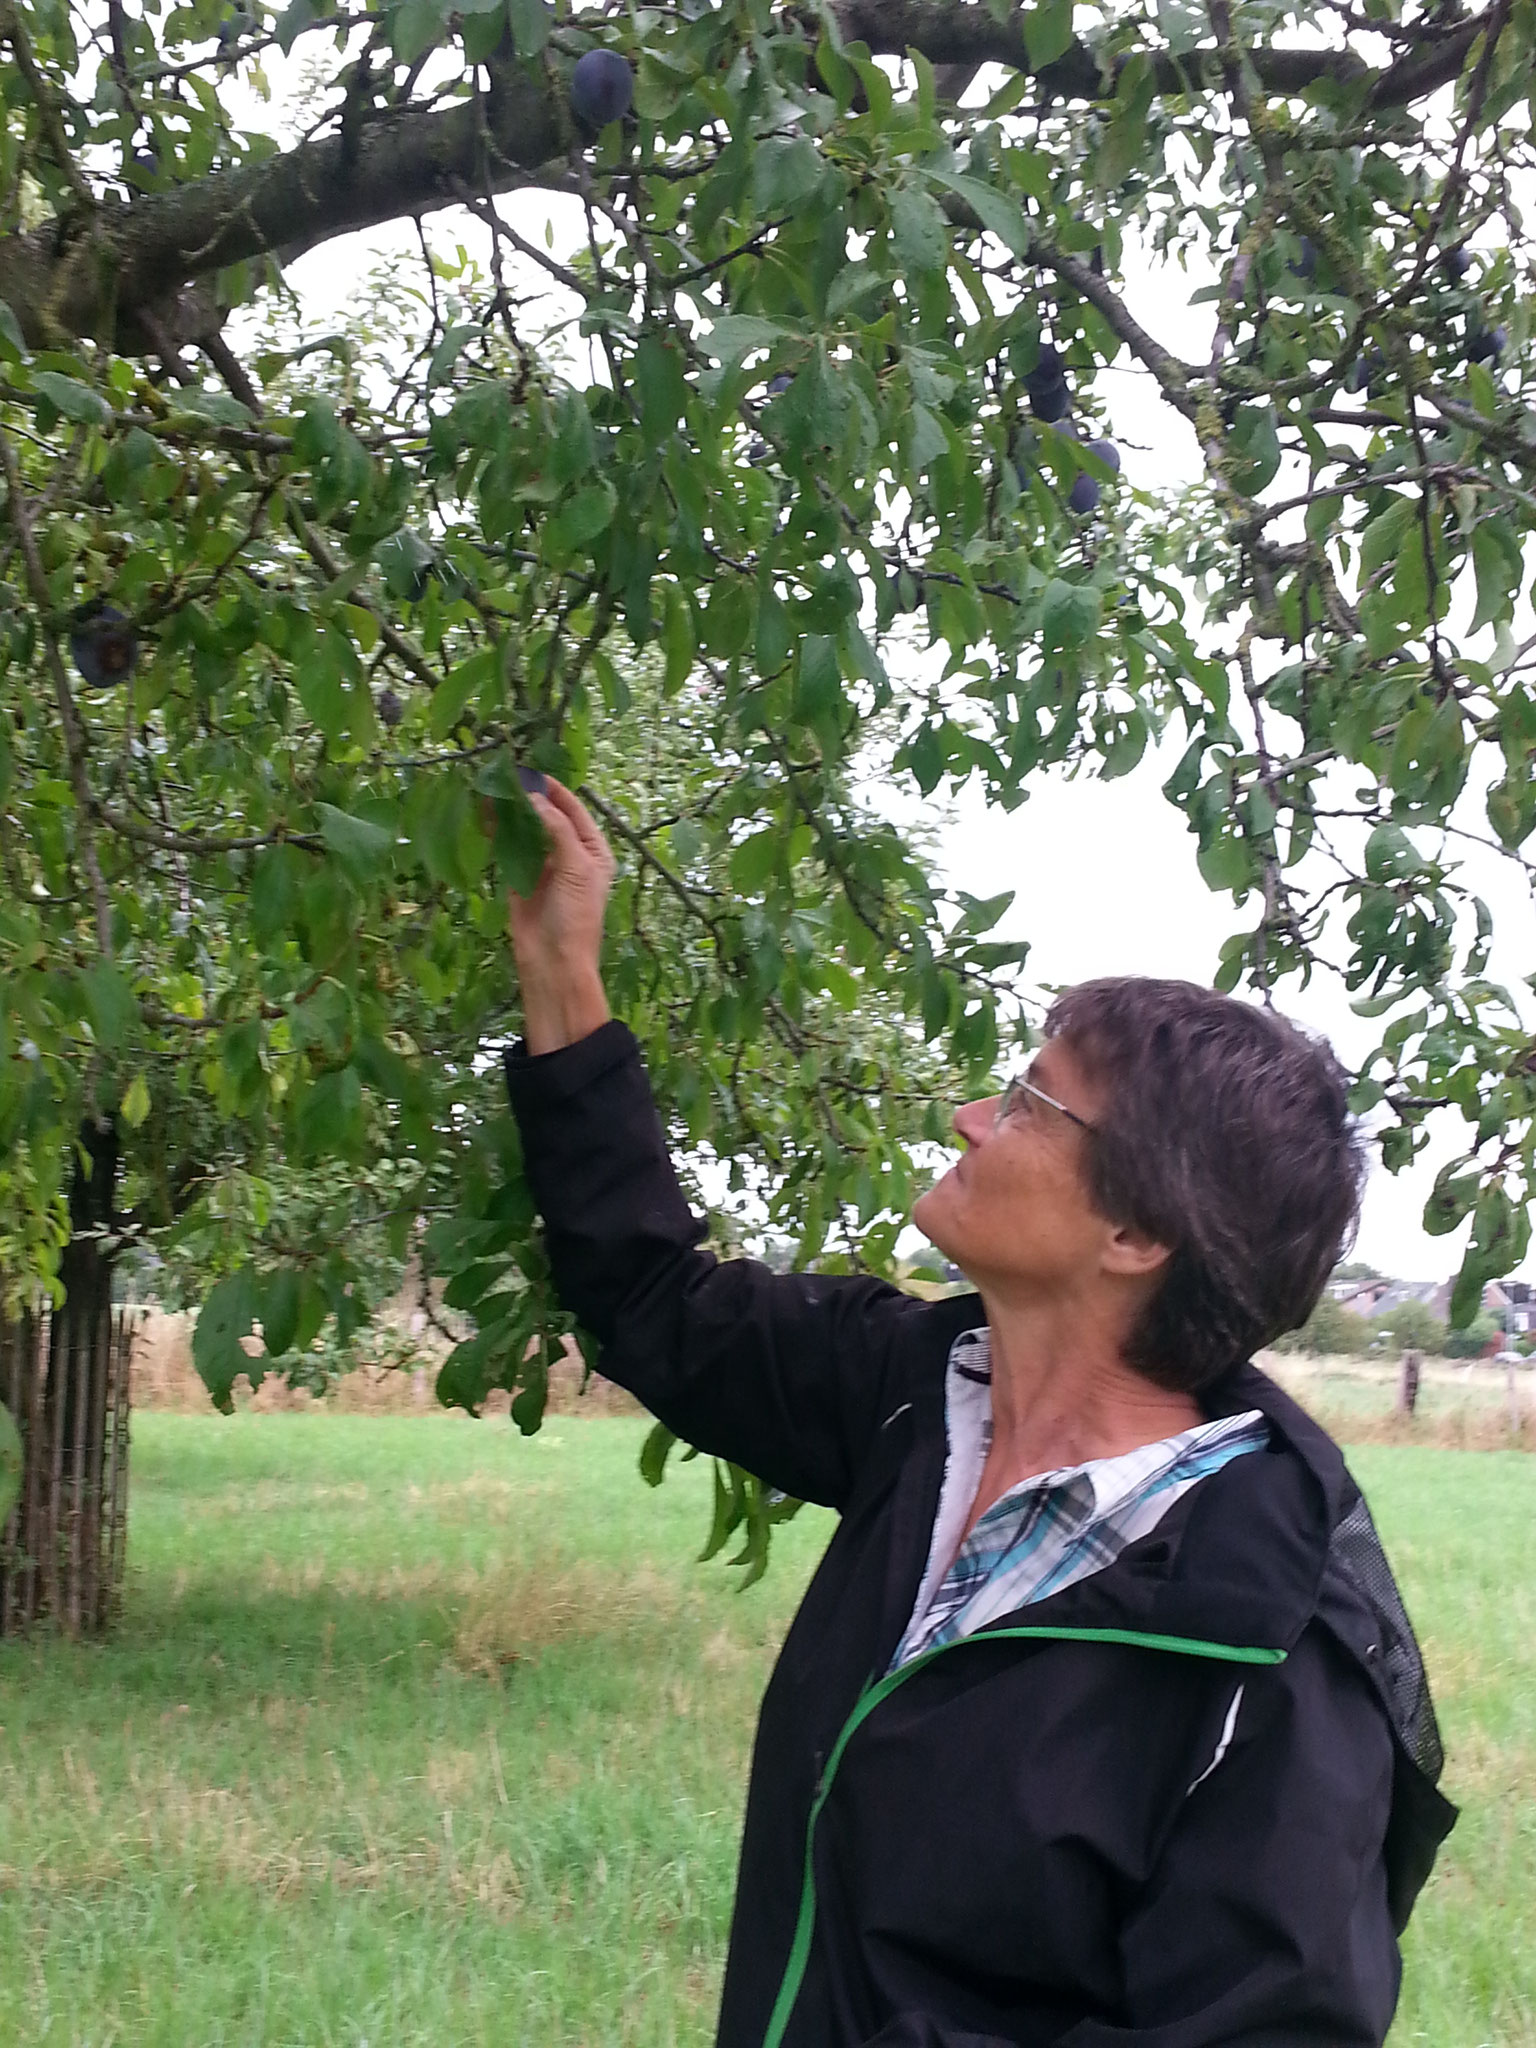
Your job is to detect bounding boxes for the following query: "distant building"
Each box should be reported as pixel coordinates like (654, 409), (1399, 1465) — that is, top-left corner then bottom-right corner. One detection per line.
(1327, 1270), (1532, 1334)
(1488, 1279), (1534, 1336)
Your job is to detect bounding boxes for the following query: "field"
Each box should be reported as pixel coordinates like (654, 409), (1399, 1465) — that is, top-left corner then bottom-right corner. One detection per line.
(0, 1412), (1532, 2048)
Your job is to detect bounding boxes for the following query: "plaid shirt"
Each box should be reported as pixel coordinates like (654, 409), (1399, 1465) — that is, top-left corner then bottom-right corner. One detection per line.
(891, 1327), (1268, 1671)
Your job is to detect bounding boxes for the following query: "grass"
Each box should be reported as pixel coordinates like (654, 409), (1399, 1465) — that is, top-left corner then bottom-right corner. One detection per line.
(0, 1415), (1531, 2048)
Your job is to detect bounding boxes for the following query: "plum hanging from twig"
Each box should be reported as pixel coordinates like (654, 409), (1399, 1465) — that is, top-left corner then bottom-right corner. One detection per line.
(571, 49), (633, 131)
(69, 604), (140, 688)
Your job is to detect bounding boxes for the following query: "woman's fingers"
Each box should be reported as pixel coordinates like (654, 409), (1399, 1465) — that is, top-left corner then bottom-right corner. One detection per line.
(538, 777), (611, 860)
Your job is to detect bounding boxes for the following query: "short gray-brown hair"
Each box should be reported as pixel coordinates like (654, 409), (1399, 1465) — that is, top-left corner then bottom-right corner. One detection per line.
(1046, 978), (1367, 1393)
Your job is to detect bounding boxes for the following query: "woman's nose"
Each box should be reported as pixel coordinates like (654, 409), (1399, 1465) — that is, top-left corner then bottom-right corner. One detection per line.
(953, 1098), (995, 1145)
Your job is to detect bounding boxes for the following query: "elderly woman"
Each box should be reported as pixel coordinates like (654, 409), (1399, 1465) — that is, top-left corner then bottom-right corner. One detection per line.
(503, 780), (1455, 2048)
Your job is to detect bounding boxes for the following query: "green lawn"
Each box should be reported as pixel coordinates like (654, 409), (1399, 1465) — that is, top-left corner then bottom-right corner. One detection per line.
(0, 1415), (1530, 2047)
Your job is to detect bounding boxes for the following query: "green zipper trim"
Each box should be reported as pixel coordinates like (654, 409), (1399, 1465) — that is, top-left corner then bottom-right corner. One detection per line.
(760, 1625), (1287, 2048)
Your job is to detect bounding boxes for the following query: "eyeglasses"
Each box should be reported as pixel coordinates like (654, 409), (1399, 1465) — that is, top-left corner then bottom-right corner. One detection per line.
(993, 1072), (1095, 1134)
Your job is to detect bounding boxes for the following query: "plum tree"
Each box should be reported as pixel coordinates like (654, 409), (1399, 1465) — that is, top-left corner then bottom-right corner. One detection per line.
(1, 0), (1534, 1565)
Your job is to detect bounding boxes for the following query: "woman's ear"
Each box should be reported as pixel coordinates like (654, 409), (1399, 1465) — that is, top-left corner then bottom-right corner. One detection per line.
(1101, 1221), (1172, 1282)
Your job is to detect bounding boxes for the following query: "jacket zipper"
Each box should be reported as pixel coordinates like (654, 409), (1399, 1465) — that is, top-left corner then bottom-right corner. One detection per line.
(760, 1624), (1287, 2048)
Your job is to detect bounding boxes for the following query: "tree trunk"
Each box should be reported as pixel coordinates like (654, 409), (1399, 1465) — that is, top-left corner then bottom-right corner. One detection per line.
(0, 1120), (135, 1637)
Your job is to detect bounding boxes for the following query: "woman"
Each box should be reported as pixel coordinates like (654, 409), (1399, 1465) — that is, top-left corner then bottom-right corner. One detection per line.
(502, 779), (1455, 2048)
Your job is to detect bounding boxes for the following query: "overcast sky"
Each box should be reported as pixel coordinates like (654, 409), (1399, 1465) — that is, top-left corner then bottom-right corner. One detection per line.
(266, 129), (1534, 1286)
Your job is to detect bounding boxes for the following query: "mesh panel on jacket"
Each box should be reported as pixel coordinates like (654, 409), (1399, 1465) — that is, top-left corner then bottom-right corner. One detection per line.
(1330, 1494), (1444, 1781)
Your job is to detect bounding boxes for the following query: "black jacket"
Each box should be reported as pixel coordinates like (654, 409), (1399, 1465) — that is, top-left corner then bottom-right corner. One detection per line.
(505, 1023), (1457, 2048)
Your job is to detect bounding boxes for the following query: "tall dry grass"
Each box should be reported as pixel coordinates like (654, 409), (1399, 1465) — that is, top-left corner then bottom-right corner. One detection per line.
(127, 1306), (641, 1418)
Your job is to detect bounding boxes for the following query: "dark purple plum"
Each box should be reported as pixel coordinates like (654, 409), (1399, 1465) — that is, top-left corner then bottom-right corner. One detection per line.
(1467, 325), (1508, 364)
(516, 764), (549, 797)
(1068, 472), (1100, 515)
(766, 372), (793, 396)
(377, 687), (403, 728)
(571, 49), (633, 129)
(70, 604), (139, 687)
(1025, 344), (1070, 421)
(1086, 437), (1120, 473)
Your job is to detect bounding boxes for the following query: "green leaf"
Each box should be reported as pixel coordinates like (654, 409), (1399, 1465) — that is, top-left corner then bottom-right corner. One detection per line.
(429, 645), (497, 740)
(753, 136), (826, 214)
(80, 962), (136, 1049)
(699, 1460), (746, 1562)
(663, 587), (695, 695)
(1040, 577), (1101, 651)
(639, 1421), (677, 1487)
(729, 826), (781, 894)
(925, 170), (1033, 262)
(908, 722), (944, 796)
(1196, 832), (1254, 893)
(426, 322), (479, 390)
(755, 585), (791, 675)
(0, 299), (25, 361)
(295, 1065), (365, 1159)
(193, 1270), (262, 1413)
(488, 792), (548, 896)
(507, 0), (550, 53)
(890, 180), (949, 272)
(293, 629), (351, 743)
(317, 802), (394, 881)
(551, 479), (617, 548)
(1487, 772), (1536, 848)
(390, 0), (445, 62)
(260, 1266), (303, 1356)
(1471, 517), (1521, 633)
(32, 372), (111, 426)
(1022, 0), (1075, 67)
(274, 0), (317, 53)
(1448, 1255), (1487, 1331)
(635, 334), (689, 448)
(120, 1073), (151, 1129)
(1096, 54), (1154, 188)
(701, 316), (792, 369)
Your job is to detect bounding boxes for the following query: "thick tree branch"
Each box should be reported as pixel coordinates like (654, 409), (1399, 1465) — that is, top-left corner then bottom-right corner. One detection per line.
(0, 63), (563, 350)
(0, 2), (1493, 353)
(830, 0), (1483, 109)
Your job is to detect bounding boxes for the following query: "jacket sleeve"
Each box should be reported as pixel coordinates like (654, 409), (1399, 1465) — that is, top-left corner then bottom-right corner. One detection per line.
(1054, 1627), (1402, 2048)
(504, 1021), (926, 1511)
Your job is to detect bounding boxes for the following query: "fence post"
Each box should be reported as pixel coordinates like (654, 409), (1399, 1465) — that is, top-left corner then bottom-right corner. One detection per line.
(1397, 1348), (1422, 1417)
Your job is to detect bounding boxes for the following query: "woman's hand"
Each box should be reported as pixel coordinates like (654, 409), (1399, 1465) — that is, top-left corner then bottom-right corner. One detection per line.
(505, 777), (616, 1054)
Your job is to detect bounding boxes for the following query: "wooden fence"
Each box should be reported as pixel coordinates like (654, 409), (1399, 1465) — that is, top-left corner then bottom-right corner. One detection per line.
(0, 1302), (135, 1637)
